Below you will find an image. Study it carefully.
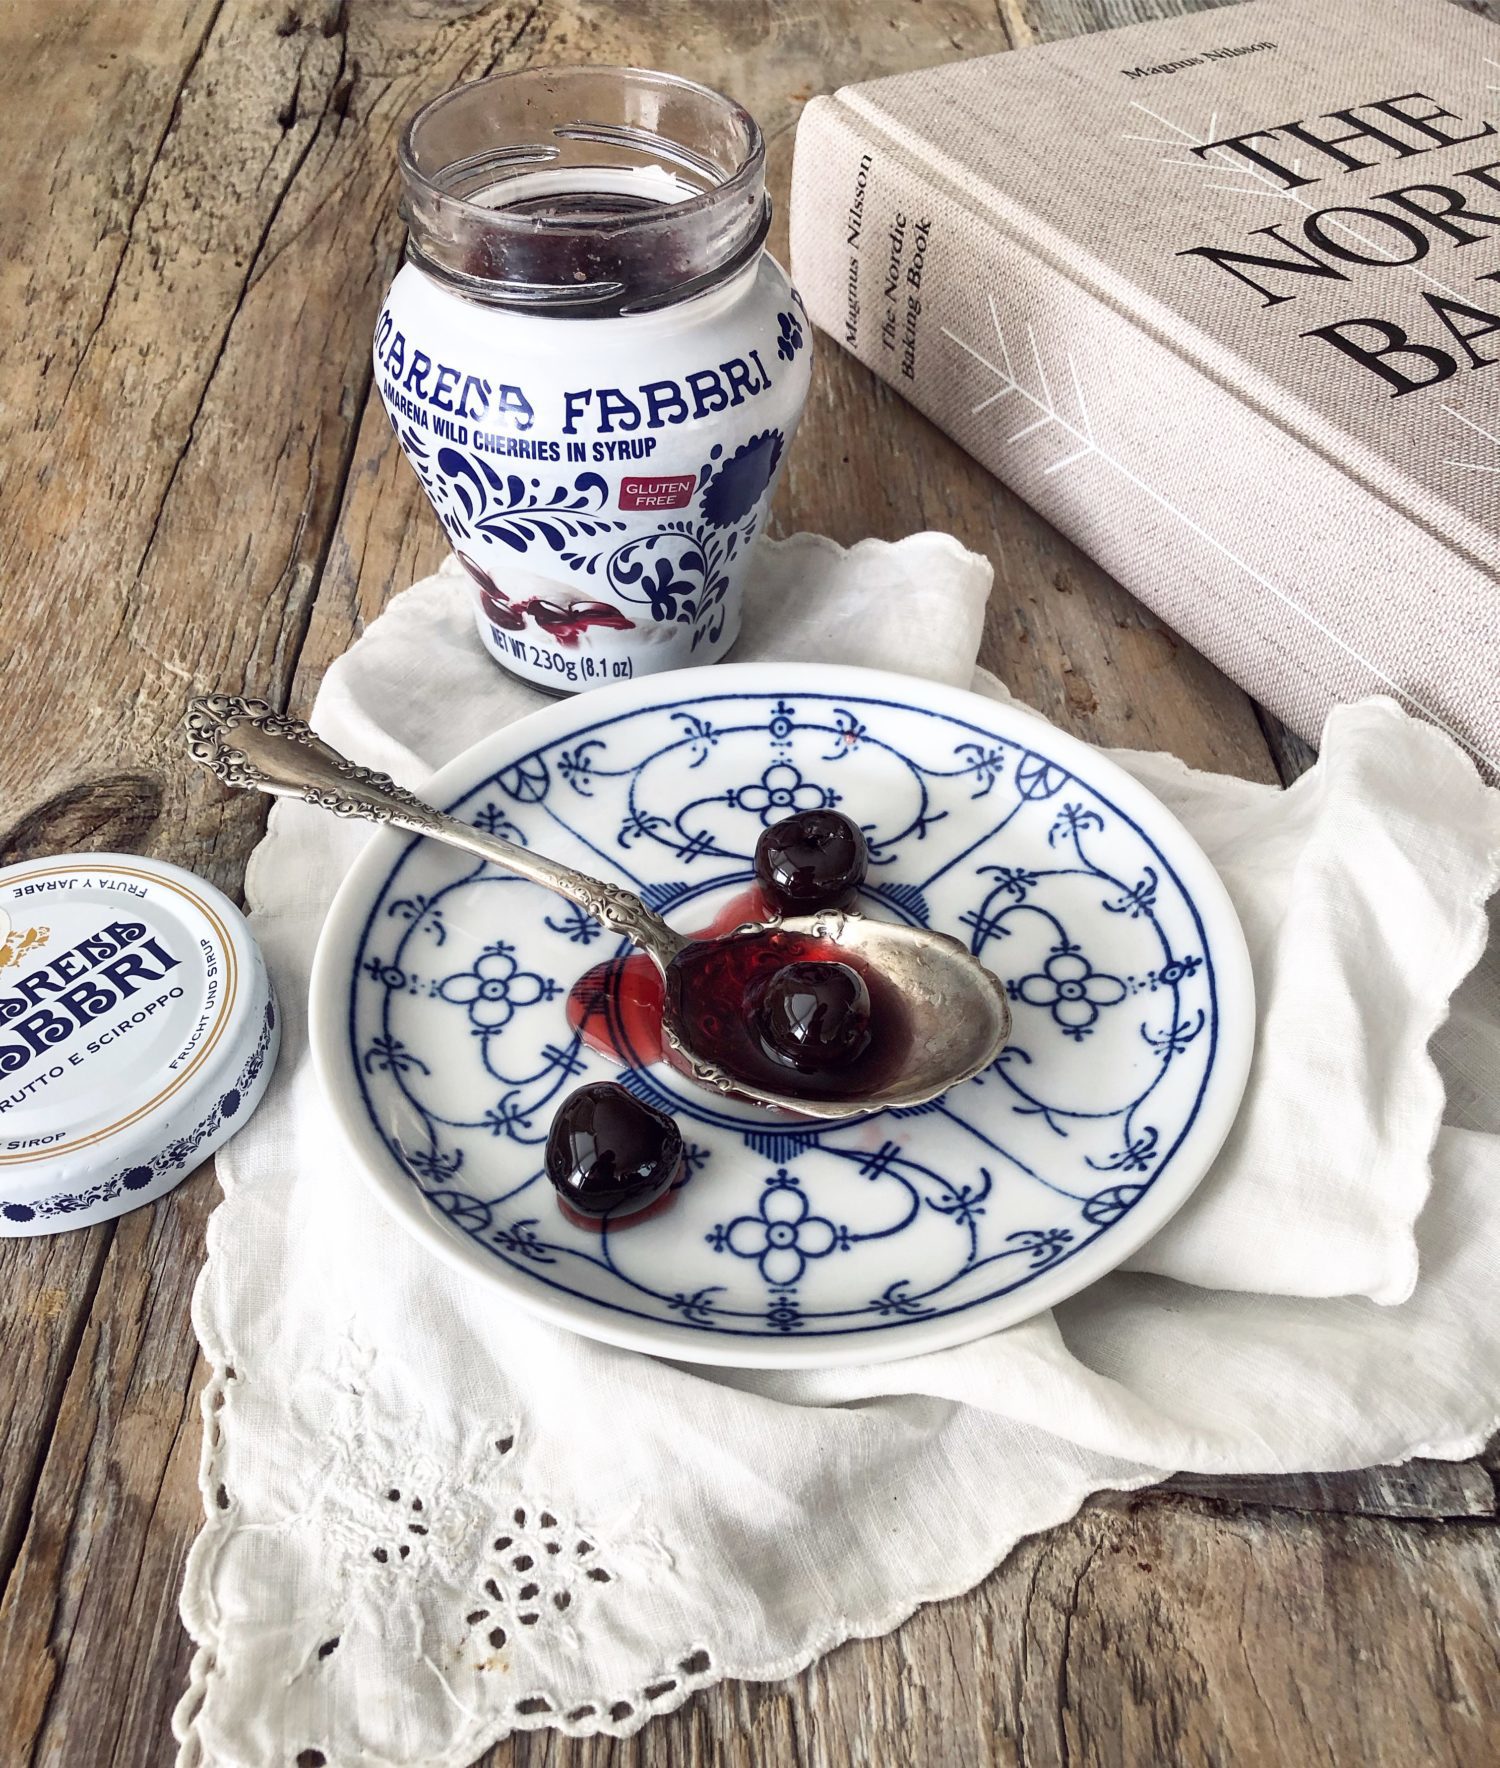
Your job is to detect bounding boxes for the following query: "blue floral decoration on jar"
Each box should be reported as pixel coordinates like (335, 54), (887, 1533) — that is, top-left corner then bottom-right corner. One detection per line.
(775, 309), (805, 361)
(700, 430), (784, 530)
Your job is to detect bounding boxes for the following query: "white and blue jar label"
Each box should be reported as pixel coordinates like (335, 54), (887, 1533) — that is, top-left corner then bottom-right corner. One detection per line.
(375, 255), (812, 689)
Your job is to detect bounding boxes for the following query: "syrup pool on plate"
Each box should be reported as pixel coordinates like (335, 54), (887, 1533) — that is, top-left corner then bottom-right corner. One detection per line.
(563, 884), (768, 1069)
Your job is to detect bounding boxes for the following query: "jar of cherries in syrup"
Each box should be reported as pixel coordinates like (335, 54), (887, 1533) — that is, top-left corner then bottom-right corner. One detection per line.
(377, 67), (812, 693)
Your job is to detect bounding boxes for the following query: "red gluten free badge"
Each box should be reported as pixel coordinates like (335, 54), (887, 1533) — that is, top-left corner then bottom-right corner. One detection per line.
(618, 475), (697, 511)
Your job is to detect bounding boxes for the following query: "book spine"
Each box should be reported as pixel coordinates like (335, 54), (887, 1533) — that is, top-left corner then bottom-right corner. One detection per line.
(789, 97), (1500, 781)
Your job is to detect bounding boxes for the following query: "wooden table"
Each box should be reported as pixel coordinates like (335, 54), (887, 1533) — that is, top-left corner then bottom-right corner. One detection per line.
(2, 1), (1496, 1762)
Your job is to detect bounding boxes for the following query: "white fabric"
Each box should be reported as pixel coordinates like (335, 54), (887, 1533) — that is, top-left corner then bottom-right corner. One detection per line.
(175, 537), (1500, 1768)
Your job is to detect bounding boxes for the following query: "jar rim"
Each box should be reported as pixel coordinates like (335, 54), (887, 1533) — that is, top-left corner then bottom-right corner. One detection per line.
(398, 64), (766, 240)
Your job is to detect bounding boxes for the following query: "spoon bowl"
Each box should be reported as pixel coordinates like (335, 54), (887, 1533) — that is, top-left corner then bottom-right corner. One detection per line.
(183, 694), (1011, 1120)
(660, 909), (1011, 1119)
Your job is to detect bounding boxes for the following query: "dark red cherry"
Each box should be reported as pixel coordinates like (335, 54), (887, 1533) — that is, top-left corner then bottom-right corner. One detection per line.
(545, 1082), (684, 1221)
(750, 961), (872, 1074)
(567, 599), (635, 633)
(456, 551), (498, 596)
(526, 599), (636, 647)
(754, 810), (868, 913)
(482, 593), (525, 632)
(458, 552), (526, 631)
(526, 599), (584, 647)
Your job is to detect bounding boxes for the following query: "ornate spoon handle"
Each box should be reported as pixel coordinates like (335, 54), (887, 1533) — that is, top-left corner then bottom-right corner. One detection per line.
(183, 695), (684, 970)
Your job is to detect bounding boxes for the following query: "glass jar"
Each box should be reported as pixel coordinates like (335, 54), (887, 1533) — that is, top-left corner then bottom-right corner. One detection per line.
(377, 66), (812, 693)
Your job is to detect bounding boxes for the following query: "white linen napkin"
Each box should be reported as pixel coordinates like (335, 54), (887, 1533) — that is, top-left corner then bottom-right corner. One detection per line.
(175, 537), (1500, 1768)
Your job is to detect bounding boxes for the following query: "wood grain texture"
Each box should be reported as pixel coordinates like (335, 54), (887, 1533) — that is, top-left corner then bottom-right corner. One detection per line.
(0, 1), (1492, 1764)
(477, 1494), (1500, 1768)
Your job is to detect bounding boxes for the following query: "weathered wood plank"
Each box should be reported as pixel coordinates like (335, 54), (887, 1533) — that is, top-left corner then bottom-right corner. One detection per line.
(474, 1494), (1500, 1767)
(0, 6), (556, 1767)
(0, 0), (223, 443)
(1159, 1460), (1498, 1521)
(0, 1229), (111, 1620)
(0, 1186), (212, 1766)
(1254, 708), (1321, 786)
(0, 0), (228, 1634)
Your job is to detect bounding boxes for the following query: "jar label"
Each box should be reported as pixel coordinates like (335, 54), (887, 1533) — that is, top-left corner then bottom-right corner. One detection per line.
(375, 262), (813, 690)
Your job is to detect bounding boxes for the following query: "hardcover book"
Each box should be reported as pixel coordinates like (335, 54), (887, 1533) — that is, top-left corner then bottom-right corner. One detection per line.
(789, 0), (1500, 776)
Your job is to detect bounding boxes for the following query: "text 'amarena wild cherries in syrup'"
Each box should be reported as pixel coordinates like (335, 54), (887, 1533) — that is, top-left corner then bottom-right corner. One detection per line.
(378, 67), (811, 694)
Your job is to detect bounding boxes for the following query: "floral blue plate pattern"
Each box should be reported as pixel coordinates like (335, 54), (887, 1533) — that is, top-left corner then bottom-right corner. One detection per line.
(309, 664), (1254, 1368)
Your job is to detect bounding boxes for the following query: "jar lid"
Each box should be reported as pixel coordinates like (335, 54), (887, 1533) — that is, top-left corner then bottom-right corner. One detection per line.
(0, 853), (279, 1234)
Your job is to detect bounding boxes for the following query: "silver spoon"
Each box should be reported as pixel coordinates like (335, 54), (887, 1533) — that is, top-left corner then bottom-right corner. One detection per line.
(183, 694), (1011, 1120)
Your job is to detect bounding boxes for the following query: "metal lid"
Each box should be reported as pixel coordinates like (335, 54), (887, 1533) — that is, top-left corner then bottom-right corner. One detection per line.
(0, 853), (279, 1234)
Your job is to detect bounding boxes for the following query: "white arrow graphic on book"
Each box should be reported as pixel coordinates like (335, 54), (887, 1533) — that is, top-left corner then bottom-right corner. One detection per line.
(941, 294), (1495, 776)
(1442, 404), (1500, 478)
(963, 313), (1098, 475)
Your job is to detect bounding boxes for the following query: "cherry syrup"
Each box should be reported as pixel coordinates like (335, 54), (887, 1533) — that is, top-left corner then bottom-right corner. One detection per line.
(554, 1188), (679, 1234)
(527, 599), (635, 647)
(564, 885), (910, 1106)
(665, 929), (908, 1103)
(565, 886), (765, 1069)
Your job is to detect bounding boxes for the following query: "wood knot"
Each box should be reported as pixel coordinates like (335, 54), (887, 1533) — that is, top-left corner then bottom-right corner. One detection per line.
(0, 773), (163, 865)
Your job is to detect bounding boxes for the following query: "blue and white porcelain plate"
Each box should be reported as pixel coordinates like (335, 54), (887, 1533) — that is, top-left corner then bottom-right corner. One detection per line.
(310, 663), (1253, 1368)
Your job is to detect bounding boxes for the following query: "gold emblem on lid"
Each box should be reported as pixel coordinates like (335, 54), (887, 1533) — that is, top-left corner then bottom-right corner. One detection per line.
(0, 911), (50, 972)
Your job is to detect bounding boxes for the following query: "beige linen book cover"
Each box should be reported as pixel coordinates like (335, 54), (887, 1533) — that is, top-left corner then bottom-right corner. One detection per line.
(790, 0), (1499, 776)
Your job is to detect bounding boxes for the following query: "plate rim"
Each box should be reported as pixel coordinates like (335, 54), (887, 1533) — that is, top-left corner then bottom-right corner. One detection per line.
(308, 660), (1256, 1368)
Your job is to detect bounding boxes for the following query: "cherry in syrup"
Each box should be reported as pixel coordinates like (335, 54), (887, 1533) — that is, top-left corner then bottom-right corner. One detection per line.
(457, 551), (638, 647)
(754, 810), (868, 913)
(749, 960), (872, 1074)
(457, 552), (525, 631)
(663, 928), (906, 1104)
(545, 1081), (684, 1225)
(565, 883), (908, 1106)
(565, 885), (773, 1071)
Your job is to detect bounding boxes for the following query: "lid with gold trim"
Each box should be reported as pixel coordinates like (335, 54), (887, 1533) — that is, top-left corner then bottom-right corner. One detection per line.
(0, 853), (278, 1234)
